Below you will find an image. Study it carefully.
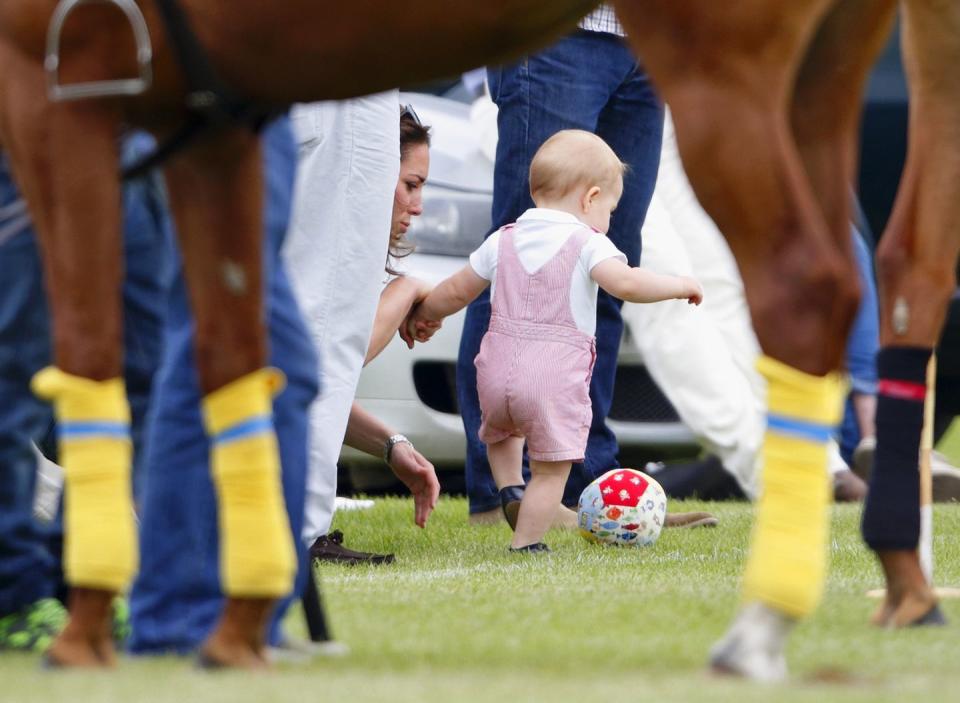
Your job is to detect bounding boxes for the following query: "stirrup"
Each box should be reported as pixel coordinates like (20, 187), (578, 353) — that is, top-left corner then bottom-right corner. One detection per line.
(45, 0), (153, 102)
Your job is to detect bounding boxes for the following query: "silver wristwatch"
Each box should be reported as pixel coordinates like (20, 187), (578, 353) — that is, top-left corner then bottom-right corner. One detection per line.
(383, 433), (412, 464)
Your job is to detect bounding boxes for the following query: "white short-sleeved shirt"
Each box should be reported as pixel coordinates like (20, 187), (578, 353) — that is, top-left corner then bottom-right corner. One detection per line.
(469, 208), (627, 336)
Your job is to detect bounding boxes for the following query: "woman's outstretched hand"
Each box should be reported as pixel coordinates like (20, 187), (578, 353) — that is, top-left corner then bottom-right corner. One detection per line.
(387, 442), (441, 527)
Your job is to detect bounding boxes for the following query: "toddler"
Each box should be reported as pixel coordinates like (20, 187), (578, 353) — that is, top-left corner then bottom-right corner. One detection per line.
(405, 129), (702, 551)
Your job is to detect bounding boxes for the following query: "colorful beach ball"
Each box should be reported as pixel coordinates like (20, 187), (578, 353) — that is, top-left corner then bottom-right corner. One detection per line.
(577, 468), (667, 546)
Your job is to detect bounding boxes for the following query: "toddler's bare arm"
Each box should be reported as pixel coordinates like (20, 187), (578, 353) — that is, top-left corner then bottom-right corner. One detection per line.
(365, 276), (433, 364)
(591, 258), (703, 305)
(400, 265), (489, 347)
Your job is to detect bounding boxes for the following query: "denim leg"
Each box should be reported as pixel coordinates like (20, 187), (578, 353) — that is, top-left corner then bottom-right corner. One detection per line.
(127, 287), (220, 653)
(129, 117), (316, 653)
(262, 118), (319, 644)
(0, 139), (170, 617)
(120, 138), (171, 500)
(263, 256), (319, 646)
(129, 257), (316, 653)
(566, 57), (664, 503)
(458, 289), (497, 512)
(594, 59), (664, 269)
(839, 226), (880, 462)
(457, 32), (663, 512)
(0, 230), (58, 616)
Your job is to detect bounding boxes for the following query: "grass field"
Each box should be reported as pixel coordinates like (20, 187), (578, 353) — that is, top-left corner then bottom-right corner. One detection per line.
(939, 417), (960, 465)
(3, 491), (960, 703)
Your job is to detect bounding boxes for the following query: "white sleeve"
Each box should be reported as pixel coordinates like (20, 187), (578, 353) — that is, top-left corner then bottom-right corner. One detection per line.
(582, 234), (628, 272)
(468, 230), (501, 281)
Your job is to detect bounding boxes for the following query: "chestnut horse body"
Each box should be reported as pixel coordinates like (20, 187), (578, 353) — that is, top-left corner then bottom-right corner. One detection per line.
(0, 0), (957, 675)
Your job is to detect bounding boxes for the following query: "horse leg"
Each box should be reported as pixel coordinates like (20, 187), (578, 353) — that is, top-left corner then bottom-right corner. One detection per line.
(615, 0), (855, 373)
(614, 0), (887, 680)
(790, 1), (898, 509)
(791, 1), (898, 241)
(790, 1), (927, 629)
(0, 45), (131, 667)
(161, 128), (295, 668)
(862, 0), (960, 628)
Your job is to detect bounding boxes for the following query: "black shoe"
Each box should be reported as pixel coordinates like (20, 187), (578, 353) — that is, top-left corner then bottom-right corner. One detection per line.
(309, 530), (395, 565)
(499, 485), (525, 530)
(910, 604), (948, 627)
(646, 455), (746, 501)
(508, 542), (551, 553)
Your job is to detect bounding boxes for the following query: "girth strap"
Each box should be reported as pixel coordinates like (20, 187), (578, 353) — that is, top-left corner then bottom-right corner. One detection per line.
(122, 0), (276, 180)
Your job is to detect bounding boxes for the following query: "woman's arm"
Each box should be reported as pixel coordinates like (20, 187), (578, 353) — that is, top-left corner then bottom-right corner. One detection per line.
(365, 276), (432, 365)
(344, 401), (440, 527)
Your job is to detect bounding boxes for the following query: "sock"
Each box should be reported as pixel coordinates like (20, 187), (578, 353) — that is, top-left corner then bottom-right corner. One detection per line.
(861, 346), (931, 551)
(202, 368), (296, 598)
(32, 368), (137, 592)
(742, 356), (846, 619)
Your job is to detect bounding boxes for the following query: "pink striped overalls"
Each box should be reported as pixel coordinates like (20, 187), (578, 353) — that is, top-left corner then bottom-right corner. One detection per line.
(475, 224), (597, 462)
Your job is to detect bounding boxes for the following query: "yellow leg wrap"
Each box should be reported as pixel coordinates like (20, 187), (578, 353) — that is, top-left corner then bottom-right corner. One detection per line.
(32, 367), (137, 592)
(742, 356), (847, 619)
(202, 368), (296, 598)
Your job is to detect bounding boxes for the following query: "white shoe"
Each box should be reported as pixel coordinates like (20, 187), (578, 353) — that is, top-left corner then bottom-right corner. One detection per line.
(335, 496), (375, 511)
(266, 637), (350, 664)
(31, 443), (63, 523)
(709, 603), (792, 682)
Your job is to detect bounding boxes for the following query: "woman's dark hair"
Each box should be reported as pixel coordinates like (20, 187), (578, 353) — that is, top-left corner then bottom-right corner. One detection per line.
(400, 104), (431, 157)
(388, 105), (432, 275)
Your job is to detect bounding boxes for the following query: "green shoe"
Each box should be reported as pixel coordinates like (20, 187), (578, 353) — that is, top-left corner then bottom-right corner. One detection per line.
(112, 597), (131, 645)
(0, 598), (67, 653)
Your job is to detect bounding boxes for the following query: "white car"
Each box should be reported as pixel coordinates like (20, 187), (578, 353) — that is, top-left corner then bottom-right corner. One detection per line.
(340, 88), (697, 484)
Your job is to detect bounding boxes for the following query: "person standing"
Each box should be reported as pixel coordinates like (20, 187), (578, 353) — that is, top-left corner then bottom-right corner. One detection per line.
(0, 137), (168, 656)
(128, 118), (318, 661)
(409, 130), (701, 550)
(456, 5), (665, 522)
(286, 100), (441, 563)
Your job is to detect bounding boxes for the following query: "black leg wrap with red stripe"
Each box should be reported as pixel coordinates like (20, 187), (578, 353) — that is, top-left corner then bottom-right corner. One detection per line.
(861, 346), (932, 551)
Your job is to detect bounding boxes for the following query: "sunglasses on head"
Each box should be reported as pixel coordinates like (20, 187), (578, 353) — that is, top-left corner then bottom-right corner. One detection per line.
(400, 103), (422, 126)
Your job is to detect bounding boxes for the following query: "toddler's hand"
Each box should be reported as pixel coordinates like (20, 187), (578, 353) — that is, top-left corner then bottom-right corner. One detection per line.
(400, 306), (442, 349)
(680, 276), (704, 306)
(414, 318), (441, 343)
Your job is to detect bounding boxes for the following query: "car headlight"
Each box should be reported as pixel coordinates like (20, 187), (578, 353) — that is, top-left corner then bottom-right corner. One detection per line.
(406, 183), (491, 257)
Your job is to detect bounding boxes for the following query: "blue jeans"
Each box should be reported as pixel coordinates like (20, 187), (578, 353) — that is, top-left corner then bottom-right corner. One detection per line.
(0, 227), (58, 616)
(0, 139), (167, 616)
(839, 226), (880, 462)
(456, 30), (664, 513)
(128, 117), (319, 653)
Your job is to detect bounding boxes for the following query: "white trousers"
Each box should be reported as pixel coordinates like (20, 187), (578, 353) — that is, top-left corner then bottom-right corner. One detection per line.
(624, 113), (848, 498)
(283, 92), (400, 543)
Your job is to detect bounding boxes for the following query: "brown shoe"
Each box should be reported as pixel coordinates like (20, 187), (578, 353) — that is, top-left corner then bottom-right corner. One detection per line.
(833, 469), (868, 502)
(664, 511), (719, 528)
(931, 451), (960, 503)
(468, 508), (505, 526)
(309, 531), (394, 565)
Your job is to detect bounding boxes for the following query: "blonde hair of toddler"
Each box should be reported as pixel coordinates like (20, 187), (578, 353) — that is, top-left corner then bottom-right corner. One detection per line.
(529, 129), (627, 202)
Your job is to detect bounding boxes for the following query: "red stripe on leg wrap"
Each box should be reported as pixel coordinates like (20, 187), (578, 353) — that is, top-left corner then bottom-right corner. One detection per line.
(877, 379), (926, 402)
